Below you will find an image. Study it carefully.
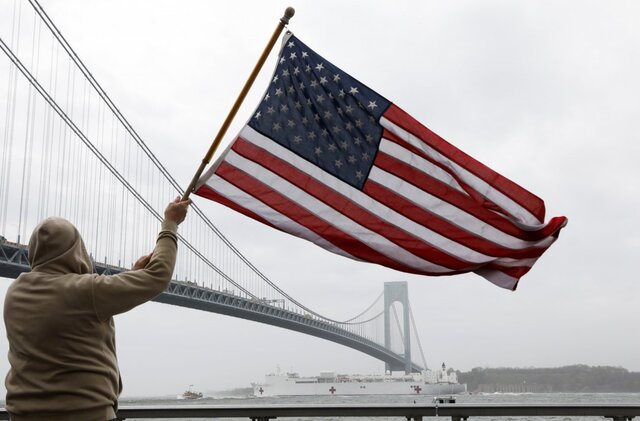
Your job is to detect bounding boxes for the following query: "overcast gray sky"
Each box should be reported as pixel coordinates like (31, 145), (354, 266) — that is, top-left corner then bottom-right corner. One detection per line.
(1, 0), (639, 397)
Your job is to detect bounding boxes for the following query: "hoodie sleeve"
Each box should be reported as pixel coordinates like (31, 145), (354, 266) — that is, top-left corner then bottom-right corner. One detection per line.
(92, 220), (178, 321)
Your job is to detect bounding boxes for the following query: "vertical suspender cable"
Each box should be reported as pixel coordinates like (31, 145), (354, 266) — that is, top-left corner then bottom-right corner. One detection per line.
(17, 11), (41, 243)
(37, 30), (54, 221)
(1, 0), (22, 236)
(71, 77), (84, 224)
(92, 101), (105, 255)
(79, 84), (90, 233)
(408, 302), (428, 371)
(146, 151), (152, 255)
(106, 113), (116, 264)
(26, 13), (42, 237)
(16, 18), (34, 242)
(58, 57), (72, 215)
(62, 64), (74, 216)
(53, 51), (64, 215)
(120, 131), (130, 266)
(391, 303), (404, 352)
(71, 77), (85, 224)
(16, 82), (32, 243)
(69, 66), (81, 224)
(47, 42), (60, 217)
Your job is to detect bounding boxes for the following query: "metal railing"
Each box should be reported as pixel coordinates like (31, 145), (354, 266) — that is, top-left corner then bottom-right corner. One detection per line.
(1, 403), (639, 420)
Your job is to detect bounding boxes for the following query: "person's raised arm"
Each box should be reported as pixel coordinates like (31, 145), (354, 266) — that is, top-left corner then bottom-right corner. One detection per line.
(131, 197), (191, 269)
(92, 197), (192, 320)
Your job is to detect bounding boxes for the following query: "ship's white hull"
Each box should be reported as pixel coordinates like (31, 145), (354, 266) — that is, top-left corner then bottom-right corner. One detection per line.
(253, 379), (466, 397)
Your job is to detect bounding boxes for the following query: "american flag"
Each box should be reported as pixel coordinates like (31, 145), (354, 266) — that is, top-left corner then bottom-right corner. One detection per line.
(196, 34), (568, 290)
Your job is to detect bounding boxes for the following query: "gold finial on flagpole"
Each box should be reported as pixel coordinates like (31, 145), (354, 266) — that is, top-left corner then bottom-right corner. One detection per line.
(181, 7), (295, 201)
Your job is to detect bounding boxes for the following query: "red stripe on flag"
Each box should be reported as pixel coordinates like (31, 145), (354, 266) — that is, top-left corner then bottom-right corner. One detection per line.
(213, 160), (440, 275)
(383, 104), (547, 222)
(363, 178), (547, 260)
(373, 151), (565, 242)
(381, 129), (509, 218)
(230, 137), (473, 271)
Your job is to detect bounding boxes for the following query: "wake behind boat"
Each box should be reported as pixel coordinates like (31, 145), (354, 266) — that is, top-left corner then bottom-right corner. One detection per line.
(252, 363), (466, 397)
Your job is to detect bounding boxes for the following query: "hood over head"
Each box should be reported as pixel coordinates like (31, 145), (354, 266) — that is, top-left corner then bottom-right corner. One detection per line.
(28, 217), (93, 274)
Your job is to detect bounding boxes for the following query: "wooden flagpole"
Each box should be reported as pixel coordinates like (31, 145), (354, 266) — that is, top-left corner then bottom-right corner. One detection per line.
(181, 7), (295, 201)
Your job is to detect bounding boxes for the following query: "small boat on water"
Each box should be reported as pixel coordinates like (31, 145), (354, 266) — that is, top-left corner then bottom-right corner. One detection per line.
(177, 384), (203, 400)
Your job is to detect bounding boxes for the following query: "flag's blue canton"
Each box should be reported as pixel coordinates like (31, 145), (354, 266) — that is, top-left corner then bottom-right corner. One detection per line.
(248, 35), (390, 190)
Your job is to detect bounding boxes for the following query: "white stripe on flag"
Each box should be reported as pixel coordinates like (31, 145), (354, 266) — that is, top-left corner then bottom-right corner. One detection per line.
(492, 256), (538, 268)
(368, 162), (555, 250)
(205, 173), (355, 259)
(378, 139), (468, 196)
(475, 267), (518, 290)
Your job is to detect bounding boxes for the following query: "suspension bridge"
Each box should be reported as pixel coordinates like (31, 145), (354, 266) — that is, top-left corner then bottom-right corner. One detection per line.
(0, 0), (428, 374)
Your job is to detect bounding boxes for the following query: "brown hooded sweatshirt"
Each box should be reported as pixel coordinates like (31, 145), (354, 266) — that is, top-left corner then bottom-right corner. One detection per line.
(4, 217), (178, 421)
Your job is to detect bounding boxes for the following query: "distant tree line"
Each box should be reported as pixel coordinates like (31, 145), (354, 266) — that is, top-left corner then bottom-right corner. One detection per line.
(457, 365), (640, 392)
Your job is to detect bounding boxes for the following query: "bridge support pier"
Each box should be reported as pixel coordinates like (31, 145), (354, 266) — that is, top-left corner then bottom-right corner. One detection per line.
(384, 281), (412, 374)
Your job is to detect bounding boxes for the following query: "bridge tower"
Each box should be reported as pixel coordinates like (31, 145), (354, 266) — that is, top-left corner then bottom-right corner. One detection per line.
(383, 281), (412, 374)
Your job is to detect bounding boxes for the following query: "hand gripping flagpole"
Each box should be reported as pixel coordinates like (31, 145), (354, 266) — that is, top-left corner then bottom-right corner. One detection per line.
(181, 7), (295, 201)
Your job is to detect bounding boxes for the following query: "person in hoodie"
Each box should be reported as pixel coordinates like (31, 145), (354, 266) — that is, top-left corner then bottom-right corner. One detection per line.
(3, 196), (191, 421)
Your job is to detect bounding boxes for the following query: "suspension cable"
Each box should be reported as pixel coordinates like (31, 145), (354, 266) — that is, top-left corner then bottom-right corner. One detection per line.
(391, 303), (404, 344)
(408, 301), (428, 370)
(342, 291), (383, 322)
(340, 310), (384, 326)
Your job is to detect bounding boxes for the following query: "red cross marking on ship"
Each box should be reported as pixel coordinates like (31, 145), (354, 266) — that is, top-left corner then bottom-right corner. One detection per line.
(414, 386), (422, 394)
(329, 386), (336, 394)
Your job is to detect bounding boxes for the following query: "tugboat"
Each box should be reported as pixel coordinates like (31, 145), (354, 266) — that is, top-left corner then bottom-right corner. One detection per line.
(177, 384), (203, 400)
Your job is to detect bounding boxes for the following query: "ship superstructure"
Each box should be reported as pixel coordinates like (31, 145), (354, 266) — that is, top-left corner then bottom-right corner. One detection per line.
(252, 363), (466, 397)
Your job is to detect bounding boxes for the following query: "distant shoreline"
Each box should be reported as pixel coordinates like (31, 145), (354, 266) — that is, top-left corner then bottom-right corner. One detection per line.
(457, 364), (640, 393)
